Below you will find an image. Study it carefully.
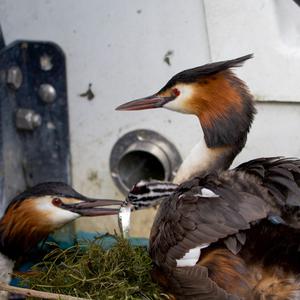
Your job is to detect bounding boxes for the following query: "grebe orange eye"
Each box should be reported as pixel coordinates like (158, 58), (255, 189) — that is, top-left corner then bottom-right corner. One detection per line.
(173, 88), (180, 97)
(52, 197), (62, 206)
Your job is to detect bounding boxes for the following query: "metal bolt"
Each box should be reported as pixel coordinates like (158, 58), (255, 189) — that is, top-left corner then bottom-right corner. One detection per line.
(46, 121), (56, 130)
(38, 83), (56, 103)
(16, 108), (42, 130)
(40, 54), (53, 71)
(7, 66), (23, 89)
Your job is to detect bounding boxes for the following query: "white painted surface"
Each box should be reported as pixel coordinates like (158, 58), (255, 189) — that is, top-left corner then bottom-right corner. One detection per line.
(0, 0), (209, 206)
(204, 0), (300, 101)
(1, 1), (300, 235)
(233, 102), (300, 167)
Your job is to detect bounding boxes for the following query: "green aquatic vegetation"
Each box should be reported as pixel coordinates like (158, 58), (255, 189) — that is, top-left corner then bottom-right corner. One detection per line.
(19, 235), (168, 300)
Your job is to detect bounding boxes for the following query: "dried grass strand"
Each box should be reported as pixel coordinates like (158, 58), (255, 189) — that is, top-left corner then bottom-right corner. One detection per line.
(0, 281), (88, 300)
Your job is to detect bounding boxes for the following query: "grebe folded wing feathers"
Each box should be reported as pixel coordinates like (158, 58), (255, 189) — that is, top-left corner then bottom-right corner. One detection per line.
(150, 172), (275, 270)
(235, 157), (300, 207)
(149, 171), (300, 299)
(169, 265), (240, 300)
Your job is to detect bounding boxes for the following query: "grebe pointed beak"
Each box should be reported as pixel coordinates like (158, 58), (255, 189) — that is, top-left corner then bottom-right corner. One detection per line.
(116, 94), (175, 111)
(59, 198), (122, 216)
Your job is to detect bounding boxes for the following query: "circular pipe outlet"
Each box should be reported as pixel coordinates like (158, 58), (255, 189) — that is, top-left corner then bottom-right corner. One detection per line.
(110, 129), (182, 194)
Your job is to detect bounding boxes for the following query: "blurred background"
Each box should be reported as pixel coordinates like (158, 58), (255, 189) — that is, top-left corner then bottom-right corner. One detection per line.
(1, 0), (300, 238)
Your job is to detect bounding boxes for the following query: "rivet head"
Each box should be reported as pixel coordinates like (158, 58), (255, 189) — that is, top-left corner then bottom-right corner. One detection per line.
(40, 54), (53, 71)
(38, 83), (56, 103)
(16, 108), (42, 130)
(7, 66), (23, 89)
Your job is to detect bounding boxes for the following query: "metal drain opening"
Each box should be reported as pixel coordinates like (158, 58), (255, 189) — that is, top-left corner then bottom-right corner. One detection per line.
(118, 150), (165, 189)
(110, 129), (182, 194)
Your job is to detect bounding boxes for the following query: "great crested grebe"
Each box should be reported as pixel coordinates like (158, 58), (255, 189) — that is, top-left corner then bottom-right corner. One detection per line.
(117, 55), (300, 212)
(117, 54), (255, 184)
(116, 56), (300, 299)
(0, 182), (121, 299)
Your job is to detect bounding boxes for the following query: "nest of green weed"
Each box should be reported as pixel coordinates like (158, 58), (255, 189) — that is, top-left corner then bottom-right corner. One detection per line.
(19, 235), (168, 300)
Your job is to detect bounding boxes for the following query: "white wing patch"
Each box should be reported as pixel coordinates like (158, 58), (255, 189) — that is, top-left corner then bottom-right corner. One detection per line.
(201, 188), (219, 198)
(193, 188), (219, 198)
(176, 244), (209, 267)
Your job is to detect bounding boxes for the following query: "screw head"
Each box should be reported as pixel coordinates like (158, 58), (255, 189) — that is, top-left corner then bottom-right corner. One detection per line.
(40, 54), (53, 71)
(16, 108), (42, 130)
(31, 113), (42, 128)
(7, 66), (23, 89)
(38, 83), (56, 103)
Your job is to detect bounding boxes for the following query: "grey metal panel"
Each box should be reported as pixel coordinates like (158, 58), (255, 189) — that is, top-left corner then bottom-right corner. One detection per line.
(0, 39), (71, 213)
